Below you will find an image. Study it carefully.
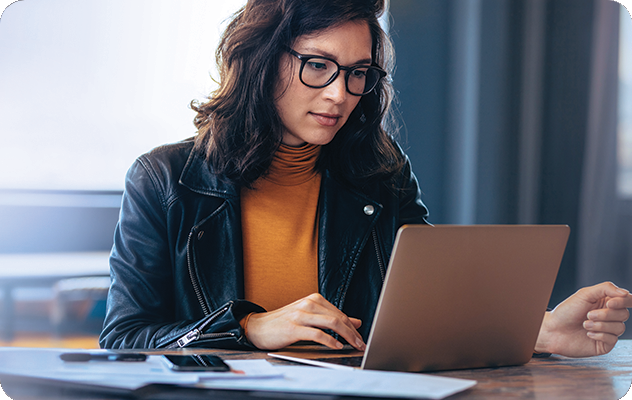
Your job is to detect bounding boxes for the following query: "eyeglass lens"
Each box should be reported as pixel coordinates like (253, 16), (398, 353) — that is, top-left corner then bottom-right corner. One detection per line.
(301, 58), (382, 95)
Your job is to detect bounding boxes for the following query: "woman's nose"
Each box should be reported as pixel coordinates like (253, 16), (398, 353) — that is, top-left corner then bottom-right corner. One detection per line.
(322, 73), (347, 104)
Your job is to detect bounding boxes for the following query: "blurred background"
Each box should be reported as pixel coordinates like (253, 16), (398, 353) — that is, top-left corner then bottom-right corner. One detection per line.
(0, 0), (630, 345)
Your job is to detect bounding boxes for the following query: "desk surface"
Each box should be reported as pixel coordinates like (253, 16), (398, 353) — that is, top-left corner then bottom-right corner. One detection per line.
(1, 340), (631, 400)
(192, 340), (632, 400)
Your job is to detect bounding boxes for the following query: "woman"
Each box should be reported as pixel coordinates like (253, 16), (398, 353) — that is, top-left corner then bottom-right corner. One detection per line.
(100, 0), (631, 356)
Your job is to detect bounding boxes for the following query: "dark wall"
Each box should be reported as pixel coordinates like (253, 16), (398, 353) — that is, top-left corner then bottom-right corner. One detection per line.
(390, 0), (598, 306)
(388, 0), (451, 222)
(538, 0), (594, 302)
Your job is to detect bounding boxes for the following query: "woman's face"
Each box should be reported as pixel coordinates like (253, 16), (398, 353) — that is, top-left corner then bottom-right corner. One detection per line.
(275, 20), (373, 147)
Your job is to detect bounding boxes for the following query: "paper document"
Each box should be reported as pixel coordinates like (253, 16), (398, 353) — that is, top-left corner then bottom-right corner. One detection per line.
(0, 348), (475, 399)
(203, 364), (476, 399)
(0, 348), (281, 391)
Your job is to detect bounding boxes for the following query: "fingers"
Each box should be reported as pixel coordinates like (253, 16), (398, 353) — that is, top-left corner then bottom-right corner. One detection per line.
(350, 317), (362, 329)
(291, 294), (366, 350)
(587, 307), (629, 323)
(578, 282), (630, 303)
(585, 331), (619, 350)
(584, 305), (628, 345)
(606, 294), (632, 309)
(308, 314), (364, 348)
(246, 293), (366, 351)
(292, 324), (350, 350)
(291, 313), (363, 350)
(541, 282), (630, 357)
(583, 320), (627, 337)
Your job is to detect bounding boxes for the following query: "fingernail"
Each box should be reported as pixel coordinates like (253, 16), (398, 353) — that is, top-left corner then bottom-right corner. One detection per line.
(335, 342), (343, 349)
(587, 331), (597, 339)
(587, 311), (596, 320)
(583, 320), (594, 329)
(356, 338), (366, 350)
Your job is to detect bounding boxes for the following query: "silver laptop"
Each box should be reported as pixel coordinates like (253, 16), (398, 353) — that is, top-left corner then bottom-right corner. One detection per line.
(271, 224), (569, 372)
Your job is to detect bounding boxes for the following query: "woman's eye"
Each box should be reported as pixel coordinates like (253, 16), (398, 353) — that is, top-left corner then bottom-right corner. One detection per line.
(307, 61), (328, 71)
(350, 69), (367, 78)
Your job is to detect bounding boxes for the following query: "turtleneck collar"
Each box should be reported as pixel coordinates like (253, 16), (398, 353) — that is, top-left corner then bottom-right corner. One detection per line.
(264, 143), (321, 186)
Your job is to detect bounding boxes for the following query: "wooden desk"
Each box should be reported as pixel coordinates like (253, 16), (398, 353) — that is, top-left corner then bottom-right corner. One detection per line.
(189, 340), (632, 399)
(429, 340), (632, 399)
(1, 340), (630, 399)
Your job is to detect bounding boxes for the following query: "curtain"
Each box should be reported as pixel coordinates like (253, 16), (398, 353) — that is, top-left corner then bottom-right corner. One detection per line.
(577, 1), (629, 289)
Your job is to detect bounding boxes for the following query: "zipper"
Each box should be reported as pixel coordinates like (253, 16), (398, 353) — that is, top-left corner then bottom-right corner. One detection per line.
(168, 304), (231, 348)
(337, 227), (384, 313)
(175, 328), (200, 347)
(372, 228), (386, 283)
(174, 330), (237, 348)
(186, 228), (210, 316)
(199, 332), (236, 340)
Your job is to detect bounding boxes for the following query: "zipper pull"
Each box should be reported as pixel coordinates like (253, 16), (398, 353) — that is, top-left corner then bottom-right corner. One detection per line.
(176, 328), (200, 347)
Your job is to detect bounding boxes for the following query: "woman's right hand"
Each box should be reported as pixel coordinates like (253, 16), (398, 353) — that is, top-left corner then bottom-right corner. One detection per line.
(244, 293), (366, 351)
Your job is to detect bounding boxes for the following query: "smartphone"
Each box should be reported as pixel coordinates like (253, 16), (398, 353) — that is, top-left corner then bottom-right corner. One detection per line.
(163, 354), (230, 372)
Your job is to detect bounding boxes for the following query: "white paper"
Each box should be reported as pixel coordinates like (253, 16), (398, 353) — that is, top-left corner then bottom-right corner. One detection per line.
(222, 359), (284, 379)
(202, 364), (476, 399)
(0, 348), (476, 398)
(0, 348), (280, 390)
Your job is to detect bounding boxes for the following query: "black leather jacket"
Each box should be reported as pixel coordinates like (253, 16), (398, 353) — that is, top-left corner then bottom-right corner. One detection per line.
(99, 139), (429, 349)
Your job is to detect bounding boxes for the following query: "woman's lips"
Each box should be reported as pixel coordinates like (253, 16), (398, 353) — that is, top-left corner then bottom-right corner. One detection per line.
(311, 112), (341, 127)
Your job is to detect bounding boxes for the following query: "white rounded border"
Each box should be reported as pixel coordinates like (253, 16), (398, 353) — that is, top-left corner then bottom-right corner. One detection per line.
(0, 0), (18, 21)
(620, 0), (632, 19)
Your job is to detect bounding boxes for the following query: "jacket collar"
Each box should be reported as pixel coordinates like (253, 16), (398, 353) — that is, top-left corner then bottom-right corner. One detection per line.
(179, 142), (383, 212)
(179, 144), (240, 199)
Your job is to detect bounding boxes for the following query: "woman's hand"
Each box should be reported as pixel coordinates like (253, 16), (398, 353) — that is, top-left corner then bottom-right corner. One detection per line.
(244, 293), (366, 351)
(535, 282), (632, 357)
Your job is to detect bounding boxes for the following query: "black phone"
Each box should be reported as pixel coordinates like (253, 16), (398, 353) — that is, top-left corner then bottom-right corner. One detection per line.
(163, 354), (230, 372)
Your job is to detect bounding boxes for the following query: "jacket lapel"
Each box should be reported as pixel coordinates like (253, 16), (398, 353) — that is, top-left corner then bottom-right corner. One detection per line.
(179, 144), (239, 198)
(318, 171), (382, 310)
(179, 146), (244, 312)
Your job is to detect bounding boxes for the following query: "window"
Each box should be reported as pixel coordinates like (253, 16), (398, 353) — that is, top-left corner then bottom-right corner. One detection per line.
(618, 4), (632, 197)
(0, 0), (246, 192)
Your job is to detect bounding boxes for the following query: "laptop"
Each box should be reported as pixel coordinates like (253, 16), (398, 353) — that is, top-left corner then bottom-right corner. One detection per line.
(270, 224), (570, 372)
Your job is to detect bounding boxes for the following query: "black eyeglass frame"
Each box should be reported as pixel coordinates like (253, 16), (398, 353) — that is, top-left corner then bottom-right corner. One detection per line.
(285, 47), (387, 96)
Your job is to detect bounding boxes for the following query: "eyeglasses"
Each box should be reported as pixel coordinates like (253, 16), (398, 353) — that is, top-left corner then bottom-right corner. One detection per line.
(285, 48), (387, 96)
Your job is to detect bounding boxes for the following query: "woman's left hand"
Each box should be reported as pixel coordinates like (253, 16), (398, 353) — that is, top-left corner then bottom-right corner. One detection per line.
(535, 281), (632, 357)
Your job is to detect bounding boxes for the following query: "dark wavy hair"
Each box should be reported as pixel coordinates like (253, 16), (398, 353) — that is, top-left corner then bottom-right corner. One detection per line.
(191, 0), (404, 188)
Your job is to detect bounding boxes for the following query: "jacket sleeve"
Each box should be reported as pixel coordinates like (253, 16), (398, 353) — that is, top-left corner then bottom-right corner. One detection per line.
(99, 157), (264, 350)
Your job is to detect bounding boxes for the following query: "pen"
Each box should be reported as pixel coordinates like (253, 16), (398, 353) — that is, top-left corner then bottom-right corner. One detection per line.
(60, 352), (147, 362)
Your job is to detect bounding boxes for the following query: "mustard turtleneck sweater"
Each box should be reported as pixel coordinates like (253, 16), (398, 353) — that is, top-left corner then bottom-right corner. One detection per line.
(240, 143), (321, 312)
